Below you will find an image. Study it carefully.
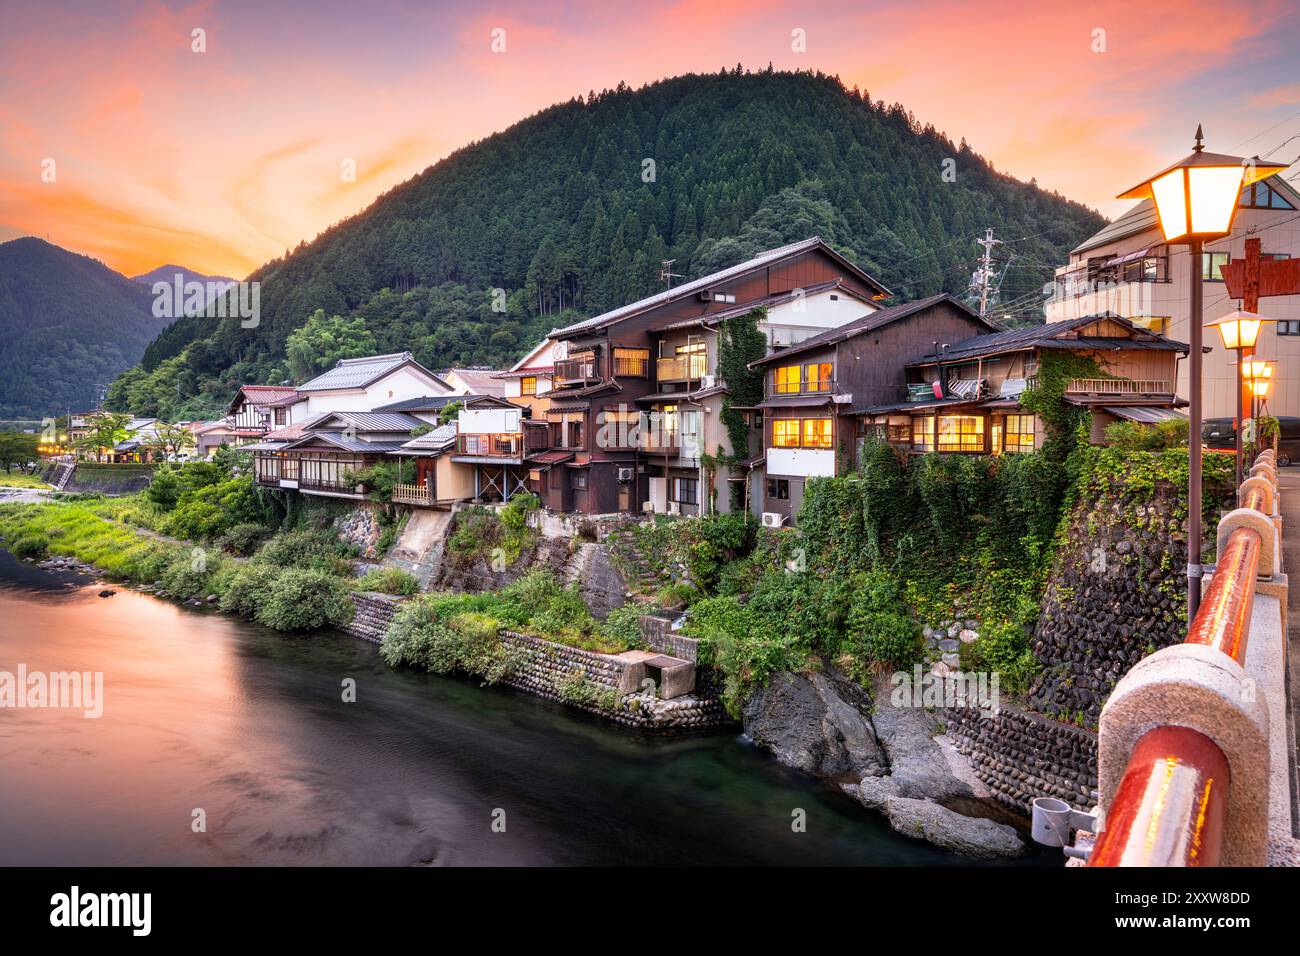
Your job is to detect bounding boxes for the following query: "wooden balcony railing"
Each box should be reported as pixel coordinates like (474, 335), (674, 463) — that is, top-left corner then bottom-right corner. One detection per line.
(554, 358), (597, 385)
(656, 355), (707, 382)
(1064, 378), (1173, 395)
(1088, 451), (1278, 867)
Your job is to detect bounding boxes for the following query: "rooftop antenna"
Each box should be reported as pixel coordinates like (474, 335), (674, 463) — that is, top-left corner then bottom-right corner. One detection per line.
(658, 259), (683, 289)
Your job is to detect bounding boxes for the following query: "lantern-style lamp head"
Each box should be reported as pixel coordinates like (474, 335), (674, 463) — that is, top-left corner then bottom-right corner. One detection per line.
(1118, 126), (1289, 243)
(1243, 359), (1275, 380)
(1206, 309), (1269, 350)
(1251, 379), (1272, 399)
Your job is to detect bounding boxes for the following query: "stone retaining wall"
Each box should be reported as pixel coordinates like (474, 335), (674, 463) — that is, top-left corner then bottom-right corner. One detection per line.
(498, 630), (729, 731)
(945, 702), (1097, 813)
(342, 591), (404, 643)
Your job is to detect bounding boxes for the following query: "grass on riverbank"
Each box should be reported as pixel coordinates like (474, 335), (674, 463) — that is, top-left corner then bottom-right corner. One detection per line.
(0, 473), (50, 489)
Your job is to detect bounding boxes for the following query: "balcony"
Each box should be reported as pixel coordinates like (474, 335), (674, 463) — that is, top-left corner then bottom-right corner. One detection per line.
(392, 482), (433, 506)
(554, 357), (598, 386)
(1064, 378), (1173, 397)
(656, 355), (707, 383)
(455, 433), (523, 458)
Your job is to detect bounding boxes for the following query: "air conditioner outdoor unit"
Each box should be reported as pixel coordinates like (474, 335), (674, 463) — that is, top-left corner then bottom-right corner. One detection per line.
(698, 374), (716, 390)
(761, 512), (785, 528)
(617, 467), (634, 483)
(642, 501), (655, 514)
(668, 501), (681, 515)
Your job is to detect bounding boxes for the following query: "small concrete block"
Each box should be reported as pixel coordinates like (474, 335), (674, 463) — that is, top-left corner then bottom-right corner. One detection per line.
(1216, 507), (1276, 577)
(1238, 475), (1274, 514)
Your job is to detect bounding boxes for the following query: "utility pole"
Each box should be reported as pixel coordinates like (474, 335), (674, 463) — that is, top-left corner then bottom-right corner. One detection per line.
(971, 228), (1004, 320)
(658, 259), (683, 290)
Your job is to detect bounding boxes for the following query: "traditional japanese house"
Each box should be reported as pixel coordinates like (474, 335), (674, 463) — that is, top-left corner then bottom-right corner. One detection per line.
(494, 338), (557, 419)
(226, 385), (300, 439)
(250, 411), (424, 498)
(879, 313), (1190, 453)
(535, 237), (891, 516)
(749, 294), (996, 524)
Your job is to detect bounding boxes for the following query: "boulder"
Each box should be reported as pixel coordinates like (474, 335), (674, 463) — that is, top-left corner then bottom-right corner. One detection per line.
(883, 796), (1025, 859)
(742, 667), (886, 778)
(869, 673), (973, 803)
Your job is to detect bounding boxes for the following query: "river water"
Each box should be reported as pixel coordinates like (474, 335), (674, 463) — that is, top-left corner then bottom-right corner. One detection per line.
(0, 551), (1020, 866)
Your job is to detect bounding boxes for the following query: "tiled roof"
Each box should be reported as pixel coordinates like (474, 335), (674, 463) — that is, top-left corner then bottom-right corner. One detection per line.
(551, 237), (890, 338)
(238, 386), (299, 405)
(446, 368), (509, 396)
(750, 294), (991, 367)
(280, 432), (410, 453)
(396, 424), (457, 453)
(296, 352), (444, 392)
(316, 411), (424, 432)
(905, 313), (1189, 366)
(373, 394), (505, 412)
(494, 366), (553, 379)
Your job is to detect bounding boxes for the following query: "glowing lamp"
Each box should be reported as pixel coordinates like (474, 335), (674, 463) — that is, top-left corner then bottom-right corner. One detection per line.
(1118, 127), (1287, 243)
(1206, 310), (1267, 350)
(1243, 360), (1274, 380)
(1251, 379), (1272, 398)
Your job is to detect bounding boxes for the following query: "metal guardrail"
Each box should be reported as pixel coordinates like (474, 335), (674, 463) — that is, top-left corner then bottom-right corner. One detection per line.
(1087, 448), (1278, 867)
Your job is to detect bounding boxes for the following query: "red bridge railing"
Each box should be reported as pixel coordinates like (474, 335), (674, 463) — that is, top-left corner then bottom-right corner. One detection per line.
(1088, 450), (1278, 867)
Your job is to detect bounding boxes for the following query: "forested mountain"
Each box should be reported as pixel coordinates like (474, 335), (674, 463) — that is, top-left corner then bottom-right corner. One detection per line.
(109, 68), (1105, 420)
(0, 238), (169, 418)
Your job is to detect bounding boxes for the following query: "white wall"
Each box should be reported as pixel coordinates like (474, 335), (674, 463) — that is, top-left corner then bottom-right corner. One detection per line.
(459, 406), (521, 434)
(762, 289), (878, 347)
(502, 376), (553, 398)
(296, 366), (452, 421)
(767, 448), (835, 479)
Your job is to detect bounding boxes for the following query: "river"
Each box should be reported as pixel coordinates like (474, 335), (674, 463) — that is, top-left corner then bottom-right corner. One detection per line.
(0, 550), (1023, 866)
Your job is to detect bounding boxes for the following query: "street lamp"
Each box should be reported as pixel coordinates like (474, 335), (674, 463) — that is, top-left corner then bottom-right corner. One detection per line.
(1206, 309), (1274, 487)
(1118, 127), (1287, 619)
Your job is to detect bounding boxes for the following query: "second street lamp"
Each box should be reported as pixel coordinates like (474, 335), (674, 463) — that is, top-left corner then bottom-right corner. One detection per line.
(1206, 309), (1272, 488)
(1118, 127), (1287, 620)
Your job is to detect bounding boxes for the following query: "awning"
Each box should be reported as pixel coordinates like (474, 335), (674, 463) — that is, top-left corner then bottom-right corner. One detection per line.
(546, 402), (590, 415)
(1102, 245), (1155, 268)
(1103, 405), (1187, 424)
(527, 451), (575, 466)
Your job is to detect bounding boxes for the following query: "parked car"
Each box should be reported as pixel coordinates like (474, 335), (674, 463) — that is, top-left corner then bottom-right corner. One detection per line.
(1203, 416), (1300, 466)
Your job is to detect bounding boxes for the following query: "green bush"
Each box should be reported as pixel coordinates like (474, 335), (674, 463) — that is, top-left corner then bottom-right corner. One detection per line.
(379, 597), (521, 684)
(164, 474), (270, 541)
(841, 570), (920, 676)
(255, 568), (355, 631)
(11, 533), (47, 559)
(1104, 419), (1189, 452)
(969, 619), (1041, 693)
(256, 529), (348, 572)
(160, 550), (225, 600)
(353, 567), (419, 595)
(215, 522), (270, 556)
(218, 562), (276, 617)
(599, 603), (645, 650)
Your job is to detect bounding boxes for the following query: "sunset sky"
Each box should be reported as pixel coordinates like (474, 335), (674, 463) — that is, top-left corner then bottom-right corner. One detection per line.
(1, 0), (1298, 279)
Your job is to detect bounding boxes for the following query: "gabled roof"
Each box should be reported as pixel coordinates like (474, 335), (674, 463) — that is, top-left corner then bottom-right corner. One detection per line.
(444, 367), (509, 396)
(227, 385), (299, 414)
(650, 279), (878, 333)
(395, 423), (458, 455)
(310, 411), (424, 432)
(905, 312), (1190, 367)
(296, 352), (450, 393)
(279, 432), (410, 453)
(503, 338), (557, 375)
(551, 237), (891, 338)
(750, 294), (995, 367)
(264, 413), (330, 442)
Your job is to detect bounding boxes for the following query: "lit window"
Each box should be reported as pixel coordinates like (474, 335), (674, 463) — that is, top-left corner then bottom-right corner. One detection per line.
(1005, 414), (1035, 452)
(802, 418), (833, 448)
(774, 366), (801, 394)
(912, 417), (935, 451)
(520, 376), (537, 396)
(772, 419), (801, 447)
(937, 415), (984, 453)
(613, 347), (649, 377)
(803, 363), (833, 392)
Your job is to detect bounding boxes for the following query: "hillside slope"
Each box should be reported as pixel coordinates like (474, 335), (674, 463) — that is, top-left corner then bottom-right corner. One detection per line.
(0, 238), (168, 418)
(111, 68), (1105, 420)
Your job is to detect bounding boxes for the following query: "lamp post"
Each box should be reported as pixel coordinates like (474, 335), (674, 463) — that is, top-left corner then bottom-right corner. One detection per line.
(1206, 310), (1269, 487)
(1118, 127), (1287, 619)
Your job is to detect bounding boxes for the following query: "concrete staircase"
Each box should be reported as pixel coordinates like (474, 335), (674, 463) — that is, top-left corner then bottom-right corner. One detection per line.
(383, 509), (452, 590)
(50, 462), (75, 491)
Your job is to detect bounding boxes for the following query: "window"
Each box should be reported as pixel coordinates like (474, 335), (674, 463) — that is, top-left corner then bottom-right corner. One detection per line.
(887, 422), (910, 443)
(613, 347), (649, 377)
(1201, 252), (1230, 282)
(772, 419), (801, 447)
(1278, 320), (1300, 336)
(752, 412), (764, 430)
(802, 418), (833, 448)
(1241, 180), (1295, 210)
(774, 366), (801, 394)
(803, 362), (833, 392)
(912, 417), (935, 452)
(274, 407), (287, 426)
(674, 342), (707, 379)
(1005, 414), (1035, 452)
(767, 478), (789, 500)
(937, 415), (984, 453)
(672, 477), (699, 505)
(571, 470), (587, 491)
(520, 376), (537, 396)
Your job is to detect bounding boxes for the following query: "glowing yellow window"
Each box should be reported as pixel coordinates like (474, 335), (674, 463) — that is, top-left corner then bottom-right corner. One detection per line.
(804, 363), (833, 392)
(802, 418), (833, 448)
(1005, 414), (1035, 452)
(937, 415), (984, 452)
(774, 366), (801, 394)
(772, 419), (801, 447)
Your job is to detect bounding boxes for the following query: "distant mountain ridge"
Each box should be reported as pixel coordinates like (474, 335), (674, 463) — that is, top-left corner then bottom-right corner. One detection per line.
(108, 67), (1106, 420)
(0, 238), (174, 418)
